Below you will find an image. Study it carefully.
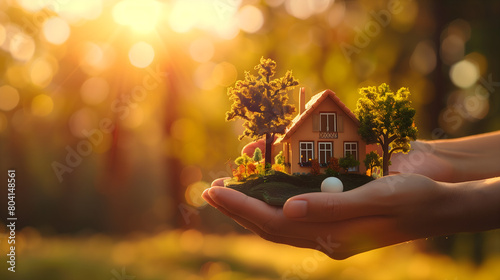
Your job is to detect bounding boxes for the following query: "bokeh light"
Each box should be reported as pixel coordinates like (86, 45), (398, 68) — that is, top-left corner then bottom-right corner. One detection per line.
(80, 77), (110, 105)
(31, 94), (54, 117)
(112, 0), (162, 33)
(285, 0), (331, 19)
(69, 108), (98, 138)
(237, 5), (264, 33)
(30, 57), (56, 88)
(185, 181), (210, 208)
(43, 17), (71, 45)
(0, 85), (20, 111)
(80, 42), (115, 75)
(128, 41), (155, 68)
(10, 31), (35, 61)
(450, 60), (479, 89)
(410, 40), (437, 75)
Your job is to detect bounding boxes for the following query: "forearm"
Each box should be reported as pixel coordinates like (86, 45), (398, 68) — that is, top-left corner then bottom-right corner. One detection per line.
(442, 177), (500, 235)
(427, 131), (500, 182)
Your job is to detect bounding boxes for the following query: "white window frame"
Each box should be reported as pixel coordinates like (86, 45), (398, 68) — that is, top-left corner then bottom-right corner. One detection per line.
(318, 142), (333, 165)
(344, 142), (358, 172)
(320, 113), (337, 132)
(299, 141), (314, 163)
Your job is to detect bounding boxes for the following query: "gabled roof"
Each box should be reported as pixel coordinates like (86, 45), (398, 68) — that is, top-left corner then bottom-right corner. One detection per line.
(276, 89), (359, 143)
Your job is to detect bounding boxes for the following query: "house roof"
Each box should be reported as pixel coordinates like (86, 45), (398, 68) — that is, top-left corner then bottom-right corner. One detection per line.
(276, 89), (359, 143)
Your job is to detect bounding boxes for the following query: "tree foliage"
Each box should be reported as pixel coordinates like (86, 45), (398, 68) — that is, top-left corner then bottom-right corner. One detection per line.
(226, 57), (299, 167)
(339, 154), (360, 174)
(355, 83), (418, 176)
(363, 151), (382, 176)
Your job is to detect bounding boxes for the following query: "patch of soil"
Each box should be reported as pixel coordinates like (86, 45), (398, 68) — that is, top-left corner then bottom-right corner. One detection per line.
(225, 172), (374, 206)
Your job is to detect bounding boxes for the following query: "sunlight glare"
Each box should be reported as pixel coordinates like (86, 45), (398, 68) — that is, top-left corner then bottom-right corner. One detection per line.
(0, 85), (20, 111)
(129, 41), (155, 68)
(112, 0), (162, 33)
(43, 17), (70, 45)
(189, 38), (214, 63)
(169, 0), (240, 35)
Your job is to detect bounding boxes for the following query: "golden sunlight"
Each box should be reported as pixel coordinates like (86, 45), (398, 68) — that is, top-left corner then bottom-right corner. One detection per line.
(0, 85), (20, 111)
(112, 0), (162, 33)
(128, 41), (155, 68)
(31, 94), (54, 117)
(42, 17), (70, 45)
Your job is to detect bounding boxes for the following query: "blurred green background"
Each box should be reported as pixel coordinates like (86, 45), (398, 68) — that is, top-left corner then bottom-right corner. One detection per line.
(0, 0), (499, 279)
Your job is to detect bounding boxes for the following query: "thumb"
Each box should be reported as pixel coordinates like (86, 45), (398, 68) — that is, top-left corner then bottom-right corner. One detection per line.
(283, 187), (385, 222)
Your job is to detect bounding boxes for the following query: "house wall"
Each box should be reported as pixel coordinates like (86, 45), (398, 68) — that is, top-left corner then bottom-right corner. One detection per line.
(277, 97), (367, 174)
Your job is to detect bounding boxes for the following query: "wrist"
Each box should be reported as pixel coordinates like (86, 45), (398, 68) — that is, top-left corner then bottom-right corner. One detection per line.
(442, 178), (500, 234)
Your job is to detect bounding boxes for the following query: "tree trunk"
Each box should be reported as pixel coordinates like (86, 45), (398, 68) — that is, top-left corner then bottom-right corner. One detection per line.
(382, 151), (390, 176)
(265, 133), (273, 170)
(382, 135), (390, 176)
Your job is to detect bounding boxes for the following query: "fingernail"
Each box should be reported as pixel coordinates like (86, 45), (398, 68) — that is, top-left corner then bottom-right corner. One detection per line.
(285, 200), (308, 218)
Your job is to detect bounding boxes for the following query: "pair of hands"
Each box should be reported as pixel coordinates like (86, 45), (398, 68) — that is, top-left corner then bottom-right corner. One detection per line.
(202, 140), (463, 259)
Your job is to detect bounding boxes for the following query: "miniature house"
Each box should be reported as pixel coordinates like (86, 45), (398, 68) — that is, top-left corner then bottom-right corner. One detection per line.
(275, 88), (367, 174)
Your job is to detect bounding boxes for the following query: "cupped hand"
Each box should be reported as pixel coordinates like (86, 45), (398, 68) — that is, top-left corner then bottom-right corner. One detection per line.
(203, 174), (457, 260)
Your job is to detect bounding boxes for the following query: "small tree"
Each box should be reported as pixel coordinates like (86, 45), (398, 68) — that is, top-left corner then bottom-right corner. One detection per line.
(339, 154), (360, 174)
(274, 151), (285, 165)
(364, 151), (382, 175)
(253, 147), (263, 162)
(226, 57), (299, 170)
(325, 157), (340, 177)
(355, 83), (418, 176)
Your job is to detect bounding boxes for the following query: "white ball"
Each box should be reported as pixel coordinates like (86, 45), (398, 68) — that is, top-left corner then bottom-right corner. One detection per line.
(321, 177), (343, 193)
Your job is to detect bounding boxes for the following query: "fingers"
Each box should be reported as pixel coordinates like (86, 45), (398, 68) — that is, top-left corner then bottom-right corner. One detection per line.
(202, 188), (323, 251)
(283, 187), (385, 222)
(211, 178), (229, 187)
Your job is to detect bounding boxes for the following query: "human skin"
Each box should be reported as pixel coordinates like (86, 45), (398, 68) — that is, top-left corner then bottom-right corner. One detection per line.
(203, 131), (500, 259)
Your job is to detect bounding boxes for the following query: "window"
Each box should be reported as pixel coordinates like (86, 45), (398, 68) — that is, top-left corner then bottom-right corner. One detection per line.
(318, 142), (332, 165)
(299, 142), (314, 163)
(344, 142), (358, 172)
(320, 113), (336, 132)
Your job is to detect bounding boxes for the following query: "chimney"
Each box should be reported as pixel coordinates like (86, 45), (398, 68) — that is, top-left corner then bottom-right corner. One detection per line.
(299, 87), (306, 115)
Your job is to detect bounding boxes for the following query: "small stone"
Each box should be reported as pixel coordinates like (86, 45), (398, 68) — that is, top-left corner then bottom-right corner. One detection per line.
(321, 177), (343, 193)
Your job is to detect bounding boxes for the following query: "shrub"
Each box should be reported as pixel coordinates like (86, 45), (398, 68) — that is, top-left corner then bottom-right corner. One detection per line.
(310, 159), (321, 175)
(339, 154), (360, 173)
(364, 151), (382, 176)
(325, 157), (340, 176)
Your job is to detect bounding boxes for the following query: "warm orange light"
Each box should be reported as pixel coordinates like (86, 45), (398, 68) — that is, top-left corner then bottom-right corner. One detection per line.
(128, 41), (155, 68)
(112, 0), (162, 33)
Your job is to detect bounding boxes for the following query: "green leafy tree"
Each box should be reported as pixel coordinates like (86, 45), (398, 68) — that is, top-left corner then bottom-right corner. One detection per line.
(226, 57), (299, 168)
(253, 147), (263, 162)
(274, 151), (284, 165)
(339, 154), (360, 174)
(364, 151), (382, 175)
(355, 83), (418, 176)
